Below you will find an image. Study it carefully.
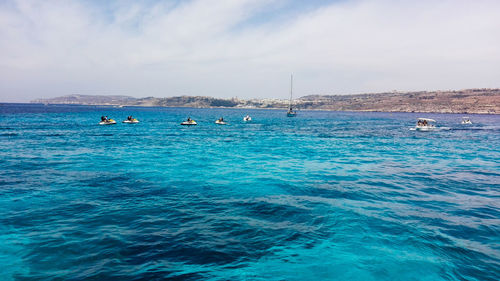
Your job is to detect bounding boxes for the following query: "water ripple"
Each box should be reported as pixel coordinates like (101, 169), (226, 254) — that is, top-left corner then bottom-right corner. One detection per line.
(0, 105), (499, 280)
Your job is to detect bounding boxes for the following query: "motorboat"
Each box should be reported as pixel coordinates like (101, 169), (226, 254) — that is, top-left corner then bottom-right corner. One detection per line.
(181, 119), (197, 126)
(414, 118), (436, 131)
(461, 117), (472, 124)
(243, 115), (252, 121)
(99, 119), (117, 125)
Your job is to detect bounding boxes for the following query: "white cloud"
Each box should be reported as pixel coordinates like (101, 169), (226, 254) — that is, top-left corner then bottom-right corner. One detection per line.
(1, 0), (499, 101)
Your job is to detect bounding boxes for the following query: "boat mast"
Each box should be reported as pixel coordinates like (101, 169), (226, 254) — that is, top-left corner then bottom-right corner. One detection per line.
(289, 74), (293, 109)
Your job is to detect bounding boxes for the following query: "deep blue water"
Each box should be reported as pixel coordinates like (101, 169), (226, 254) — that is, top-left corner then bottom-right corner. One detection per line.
(1, 103), (499, 281)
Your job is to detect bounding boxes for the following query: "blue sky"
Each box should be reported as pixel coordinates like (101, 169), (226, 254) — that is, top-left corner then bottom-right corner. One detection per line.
(1, 0), (500, 102)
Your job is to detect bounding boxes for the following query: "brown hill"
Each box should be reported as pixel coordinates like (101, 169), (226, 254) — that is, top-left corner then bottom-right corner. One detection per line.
(31, 89), (500, 114)
(298, 89), (500, 114)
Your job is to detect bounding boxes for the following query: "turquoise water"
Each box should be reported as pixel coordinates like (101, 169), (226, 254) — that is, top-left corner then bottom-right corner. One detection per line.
(1, 103), (499, 280)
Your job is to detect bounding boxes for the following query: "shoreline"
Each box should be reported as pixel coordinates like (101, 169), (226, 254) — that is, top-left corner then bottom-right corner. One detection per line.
(27, 88), (500, 115)
(6, 102), (498, 115)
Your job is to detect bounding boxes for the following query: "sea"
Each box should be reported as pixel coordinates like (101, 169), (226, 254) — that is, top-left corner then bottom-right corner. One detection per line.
(0, 103), (499, 281)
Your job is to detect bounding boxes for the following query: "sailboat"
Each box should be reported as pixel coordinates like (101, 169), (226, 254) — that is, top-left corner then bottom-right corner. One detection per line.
(287, 74), (297, 117)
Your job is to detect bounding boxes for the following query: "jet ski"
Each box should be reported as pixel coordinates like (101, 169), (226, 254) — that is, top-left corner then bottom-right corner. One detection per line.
(215, 118), (227, 125)
(181, 119), (197, 126)
(461, 117), (472, 124)
(122, 118), (139, 123)
(243, 115), (251, 121)
(99, 119), (117, 125)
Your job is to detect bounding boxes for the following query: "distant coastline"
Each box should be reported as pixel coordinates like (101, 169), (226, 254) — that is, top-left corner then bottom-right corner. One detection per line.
(30, 88), (500, 114)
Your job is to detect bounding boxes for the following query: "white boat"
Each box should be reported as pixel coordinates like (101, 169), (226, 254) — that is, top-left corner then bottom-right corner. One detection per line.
(287, 74), (297, 117)
(461, 117), (472, 124)
(414, 118), (436, 131)
(243, 115), (252, 121)
(99, 119), (117, 125)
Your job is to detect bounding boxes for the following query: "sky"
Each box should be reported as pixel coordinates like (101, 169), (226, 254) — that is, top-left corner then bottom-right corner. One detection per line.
(1, 0), (500, 102)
